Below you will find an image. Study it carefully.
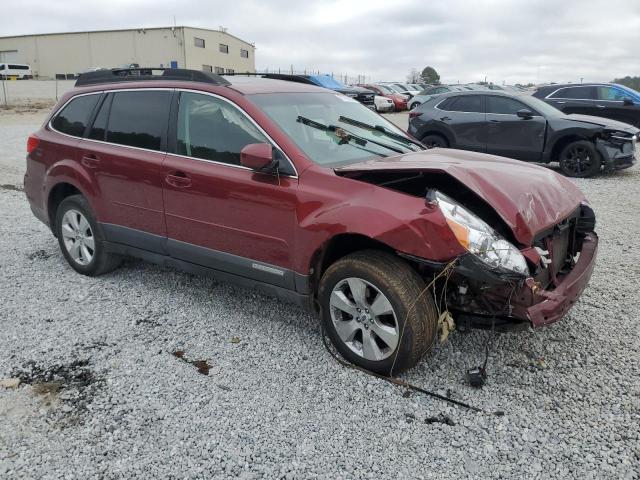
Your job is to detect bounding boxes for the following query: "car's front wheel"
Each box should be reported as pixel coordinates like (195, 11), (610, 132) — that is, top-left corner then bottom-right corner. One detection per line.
(558, 140), (601, 177)
(422, 134), (449, 149)
(319, 250), (438, 375)
(55, 195), (121, 276)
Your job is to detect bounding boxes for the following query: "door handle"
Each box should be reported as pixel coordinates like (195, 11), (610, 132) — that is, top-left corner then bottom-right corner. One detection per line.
(165, 171), (192, 188)
(596, 105), (606, 108)
(555, 101), (567, 104)
(439, 116), (451, 121)
(489, 119), (501, 123)
(81, 153), (100, 168)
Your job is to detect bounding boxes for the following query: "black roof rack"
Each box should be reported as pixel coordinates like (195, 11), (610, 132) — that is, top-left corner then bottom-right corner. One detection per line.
(222, 72), (316, 85)
(75, 68), (231, 87)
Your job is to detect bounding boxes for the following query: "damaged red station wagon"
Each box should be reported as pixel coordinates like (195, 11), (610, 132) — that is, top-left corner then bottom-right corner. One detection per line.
(24, 68), (598, 374)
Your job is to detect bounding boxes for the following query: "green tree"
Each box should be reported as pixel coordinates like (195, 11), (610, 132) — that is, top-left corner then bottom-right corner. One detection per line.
(421, 66), (440, 85)
(612, 76), (640, 92)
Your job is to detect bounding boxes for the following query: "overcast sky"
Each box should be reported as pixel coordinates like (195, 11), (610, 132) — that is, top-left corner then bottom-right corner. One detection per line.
(2, 0), (639, 84)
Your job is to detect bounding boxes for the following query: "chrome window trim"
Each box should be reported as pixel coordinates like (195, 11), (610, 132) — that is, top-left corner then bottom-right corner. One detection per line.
(48, 87), (298, 178)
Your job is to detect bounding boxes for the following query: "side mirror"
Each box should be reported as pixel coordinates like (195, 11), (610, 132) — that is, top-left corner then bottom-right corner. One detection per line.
(622, 97), (634, 106)
(516, 108), (533, 119)
(240, 143), (278, 173)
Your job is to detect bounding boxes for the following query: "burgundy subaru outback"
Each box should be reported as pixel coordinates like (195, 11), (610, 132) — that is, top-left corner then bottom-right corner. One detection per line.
(24, 68), (598, 374)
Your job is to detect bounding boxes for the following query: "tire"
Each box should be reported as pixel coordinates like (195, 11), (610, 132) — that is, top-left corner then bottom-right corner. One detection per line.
(409, 101), (421, 110)
(558, 140), (601, 178)
(55, 194), (121, 276)
(319, 250), (438, 375)
(422, 134), (449, 148)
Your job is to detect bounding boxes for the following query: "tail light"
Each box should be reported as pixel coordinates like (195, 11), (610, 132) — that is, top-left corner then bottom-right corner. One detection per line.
(27, 134), (40, 154)
(408, 111), (422, 119)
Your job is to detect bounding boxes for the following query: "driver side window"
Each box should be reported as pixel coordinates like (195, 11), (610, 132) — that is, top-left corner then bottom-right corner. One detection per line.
(177, 92), (269, 166)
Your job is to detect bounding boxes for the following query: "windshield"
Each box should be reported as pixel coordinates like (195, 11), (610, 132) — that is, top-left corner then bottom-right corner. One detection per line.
(375, 84), (394, 94)
(309, 75), (345, 90)
(393, 83), (410, 91)
(248, 92), (419, 166)
(521, 95), (567, 117)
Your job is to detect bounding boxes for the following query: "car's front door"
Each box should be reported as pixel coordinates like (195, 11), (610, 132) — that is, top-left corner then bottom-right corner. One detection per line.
(485, 96), (546, 161)
(162, 91), (299, 289)
(596, 86), (640, 127)
(435, 95), (486, 151)
(78, 89), (172, 250)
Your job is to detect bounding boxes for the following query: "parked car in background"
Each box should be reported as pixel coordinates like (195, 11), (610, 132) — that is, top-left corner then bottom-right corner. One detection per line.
(386, 82), (420, 98)
(373, 95), (395, 112)
(259, 73), (376, 109)
(25, 68), (599, 374)
(533, 83), (640, 128)
(0, 63), (32, 79)
(357, 84), (407, 111)
(381, 84), (411, 99)
(408, 90), (638, 177)
(408, 85), (467, 110)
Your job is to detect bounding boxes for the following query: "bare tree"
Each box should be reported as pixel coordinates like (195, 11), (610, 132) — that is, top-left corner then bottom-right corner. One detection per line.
(407, 68), (421, 83)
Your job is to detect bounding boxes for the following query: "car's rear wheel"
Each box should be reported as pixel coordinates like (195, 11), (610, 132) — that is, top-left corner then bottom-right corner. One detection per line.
(409, 101), (421, 110)
(319, 250), (438, 375)
(422, 134), (449, 149)
(559, 140), (601, 177)
(55, 195), (121, 276)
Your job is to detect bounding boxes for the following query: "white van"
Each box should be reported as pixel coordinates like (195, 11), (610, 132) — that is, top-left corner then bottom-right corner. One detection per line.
(0, 63), (32, 79)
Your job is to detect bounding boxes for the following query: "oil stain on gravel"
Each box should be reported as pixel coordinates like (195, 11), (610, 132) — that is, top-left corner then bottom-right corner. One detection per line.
(10, 359), (102, 426)
(27, 249), (54, 260)
(172, 351), (211, 375)
(0, 184), (24, 192)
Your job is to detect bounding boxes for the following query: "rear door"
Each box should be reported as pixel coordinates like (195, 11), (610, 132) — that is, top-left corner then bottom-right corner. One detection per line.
(435, 95), (486, 151)
(485, 96), (546, 161)
(546, 86), (598, 116)
(162, 91), (299, 289)
(78, 89), (172, 251)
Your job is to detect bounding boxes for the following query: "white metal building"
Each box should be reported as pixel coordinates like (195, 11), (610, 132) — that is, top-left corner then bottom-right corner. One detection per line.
(0, 26), (256, 79)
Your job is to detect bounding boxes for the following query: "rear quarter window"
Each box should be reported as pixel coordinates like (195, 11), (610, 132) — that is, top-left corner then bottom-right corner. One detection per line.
(51, 94), (100, 137)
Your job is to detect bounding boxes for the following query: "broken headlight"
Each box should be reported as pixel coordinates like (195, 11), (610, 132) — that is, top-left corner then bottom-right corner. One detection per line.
(432, 190), (529, 276)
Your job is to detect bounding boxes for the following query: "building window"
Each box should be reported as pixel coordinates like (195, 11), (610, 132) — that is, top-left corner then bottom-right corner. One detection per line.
(202, 65), (213, 72)
(240, 49), (249, 58)
(194, 37), (205, 48)
(219, 44), (229, 54)
(214, 67), (224, 74)
(226, 68), (235, 74)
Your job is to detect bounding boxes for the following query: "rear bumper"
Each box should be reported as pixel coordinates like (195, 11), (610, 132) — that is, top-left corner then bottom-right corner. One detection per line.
(524, 232), (598, 327)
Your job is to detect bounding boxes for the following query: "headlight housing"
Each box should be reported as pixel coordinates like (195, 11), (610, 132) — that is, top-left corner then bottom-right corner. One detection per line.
(433, 190), (529, 276)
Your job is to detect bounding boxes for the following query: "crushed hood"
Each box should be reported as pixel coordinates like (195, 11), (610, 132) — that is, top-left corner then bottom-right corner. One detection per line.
(335, 149), (587, 245)
(564, 114), (639, 133)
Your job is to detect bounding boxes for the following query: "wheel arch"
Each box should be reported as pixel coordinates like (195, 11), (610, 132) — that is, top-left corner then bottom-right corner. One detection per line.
(47, 182), (83, 233)
(419, 128), (453, 147)
(549, 134), (592, 162)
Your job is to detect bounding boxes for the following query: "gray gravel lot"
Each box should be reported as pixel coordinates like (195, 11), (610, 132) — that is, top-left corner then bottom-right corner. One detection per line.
(0, 109), (638, 479)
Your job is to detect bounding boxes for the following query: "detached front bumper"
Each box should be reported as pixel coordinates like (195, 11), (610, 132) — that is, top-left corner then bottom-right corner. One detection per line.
(597, 137), (637, 171)
(522, 232), (598, 327)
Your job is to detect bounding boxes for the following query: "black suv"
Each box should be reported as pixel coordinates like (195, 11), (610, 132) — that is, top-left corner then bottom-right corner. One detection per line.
(533, 83), (640, 128)
(408, 91), (638, 177)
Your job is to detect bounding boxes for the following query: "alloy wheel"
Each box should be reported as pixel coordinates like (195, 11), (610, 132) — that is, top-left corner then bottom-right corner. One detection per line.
(329, 277), (399, 361)
(61, 209), (95, 265)
(564, 145), (593, 175)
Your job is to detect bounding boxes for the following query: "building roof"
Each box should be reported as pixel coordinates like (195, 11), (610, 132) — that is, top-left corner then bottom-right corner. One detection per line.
(0, 26), (255, 47)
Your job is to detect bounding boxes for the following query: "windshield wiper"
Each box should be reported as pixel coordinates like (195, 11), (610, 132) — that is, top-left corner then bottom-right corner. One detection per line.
(297, 116), (405, 154)
(338, 116), (424, 150)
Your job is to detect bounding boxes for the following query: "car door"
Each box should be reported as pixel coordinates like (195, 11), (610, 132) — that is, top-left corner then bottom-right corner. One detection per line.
(78, 89), (172, 251)
(435, 95), (486, 151)
(596, 86), (640, 127)
(162, 91), (299, 289)
(546, 86), (597, 116)
(485, 96), (546, 161)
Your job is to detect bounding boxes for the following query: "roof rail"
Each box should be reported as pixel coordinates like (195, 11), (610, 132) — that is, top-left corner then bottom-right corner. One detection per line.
(75, 68), (231, 87)
(222, 72), (316, 85)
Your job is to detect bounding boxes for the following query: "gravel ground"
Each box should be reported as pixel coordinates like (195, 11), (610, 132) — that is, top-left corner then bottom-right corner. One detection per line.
(0, 110), (638, 479)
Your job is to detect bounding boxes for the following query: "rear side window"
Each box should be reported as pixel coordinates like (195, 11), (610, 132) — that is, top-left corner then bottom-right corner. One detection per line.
(486, 96), (530, 115)
(549, 86), (596, 100)
(106, 91), (171, 151)
(52, 94), (100, 137)
(439, 95), (483, 113)
(597, 86), (627, 101)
